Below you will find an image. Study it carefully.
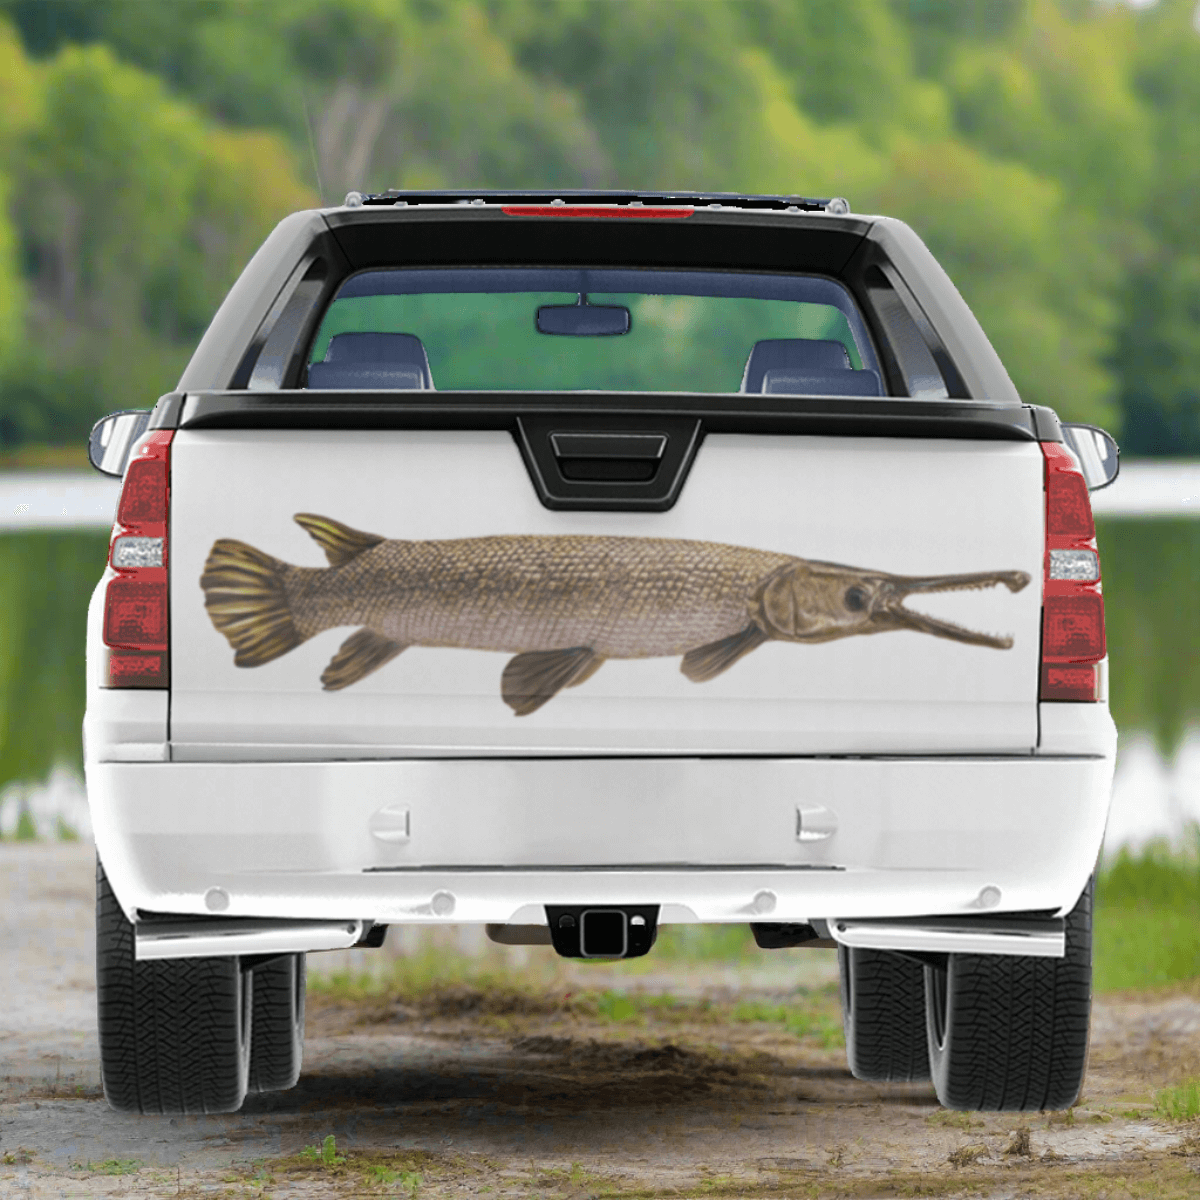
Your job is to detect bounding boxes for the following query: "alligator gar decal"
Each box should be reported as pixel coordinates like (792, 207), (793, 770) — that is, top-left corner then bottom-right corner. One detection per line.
(200, 514), (1031, 716)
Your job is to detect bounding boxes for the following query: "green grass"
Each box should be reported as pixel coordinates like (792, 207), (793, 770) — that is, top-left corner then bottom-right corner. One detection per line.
(641, 922), (759, 963)
(13, 804), (36, 840)
(300, 1135), (346, 1167)
(1094, 837), (1200, 993)
(728, 996), (844, 1048)
(1156, 1078), (1200, 1121)
(72, 1159), (143, 1175)
(365, 1163), (423, 1193)
(308, 942), (568, 1015)
(309, 945), (845, 1046)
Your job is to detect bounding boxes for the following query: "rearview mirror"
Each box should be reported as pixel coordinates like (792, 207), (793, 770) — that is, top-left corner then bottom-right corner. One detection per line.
(1061, 423), (1119, 491)
(88, 410), (151, 478)
(537, 303), (630, 336)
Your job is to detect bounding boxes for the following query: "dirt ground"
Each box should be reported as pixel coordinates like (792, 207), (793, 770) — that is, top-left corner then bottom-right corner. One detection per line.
(4, 843), (1200, 1199)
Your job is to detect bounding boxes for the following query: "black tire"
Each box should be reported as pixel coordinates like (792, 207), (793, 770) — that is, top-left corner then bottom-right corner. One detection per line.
(839, 945), (932, 1082)
(96, 860), (251, 1114)
(924, 878), (1093, 1112)
(249, 954), (306, 1093)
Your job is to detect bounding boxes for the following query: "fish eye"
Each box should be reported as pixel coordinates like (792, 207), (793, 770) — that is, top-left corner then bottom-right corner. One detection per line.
(844, 586), (867, 613)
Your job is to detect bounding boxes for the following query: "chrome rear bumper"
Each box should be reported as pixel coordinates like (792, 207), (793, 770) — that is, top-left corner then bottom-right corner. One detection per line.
(135, 917), (363, 961)
(831, 915), (1065, 959)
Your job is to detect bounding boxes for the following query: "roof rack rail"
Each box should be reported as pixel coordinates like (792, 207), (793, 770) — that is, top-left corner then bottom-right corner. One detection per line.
(341, 189), (850, 215)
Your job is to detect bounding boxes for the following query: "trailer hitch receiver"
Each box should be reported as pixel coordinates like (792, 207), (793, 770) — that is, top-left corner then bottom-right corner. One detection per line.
(545, 905), (659, 959)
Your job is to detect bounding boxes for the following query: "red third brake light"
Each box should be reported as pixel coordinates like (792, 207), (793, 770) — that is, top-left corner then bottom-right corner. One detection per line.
(1040, 441), (1104, 702)
(104, 430), (172, 688)
(501, 205), (694, 219)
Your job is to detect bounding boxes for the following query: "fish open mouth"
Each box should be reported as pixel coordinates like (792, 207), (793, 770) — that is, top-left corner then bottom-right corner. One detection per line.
(879, 569), (1031, 648)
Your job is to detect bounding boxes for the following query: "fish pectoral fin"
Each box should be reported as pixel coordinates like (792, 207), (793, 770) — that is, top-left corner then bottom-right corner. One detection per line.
(501, 648), (600, 716)
(680, 624), (769, 683)
(294, 513), (385, 568)
(565, 654), (606, 688)
(321, 629), (407, 691)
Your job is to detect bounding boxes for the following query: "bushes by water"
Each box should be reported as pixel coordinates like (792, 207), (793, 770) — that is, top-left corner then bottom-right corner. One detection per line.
(0, 531), (108, 789)
(1094, 834), (1200, 992)
(1098, 519), (1200, 758)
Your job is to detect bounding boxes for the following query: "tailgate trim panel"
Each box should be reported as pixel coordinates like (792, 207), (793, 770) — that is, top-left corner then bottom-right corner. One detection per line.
(173, 390), (1045, 442)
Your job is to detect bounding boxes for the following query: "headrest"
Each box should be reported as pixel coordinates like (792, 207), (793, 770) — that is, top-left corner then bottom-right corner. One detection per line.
(761, 368), (883, 397)
(307, 332), (434, 390)
(740, 338), (852, 392)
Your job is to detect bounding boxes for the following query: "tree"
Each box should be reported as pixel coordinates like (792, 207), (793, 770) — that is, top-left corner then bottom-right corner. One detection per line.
(0, 29), (313, 446)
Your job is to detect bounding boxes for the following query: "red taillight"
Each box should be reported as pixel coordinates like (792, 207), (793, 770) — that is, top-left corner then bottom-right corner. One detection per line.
(104, 579), (168, 647)
(1043, 593), (1105, 657)
(1040, 441), (1103, 701)
(117, 457), (168, 525)
(1045, 469), (1094, 539)
(104, 431), (172, 688)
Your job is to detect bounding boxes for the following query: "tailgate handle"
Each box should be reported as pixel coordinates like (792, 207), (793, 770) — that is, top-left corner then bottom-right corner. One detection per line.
(549, 431), (667, 482)
(516, 416), (702, 512)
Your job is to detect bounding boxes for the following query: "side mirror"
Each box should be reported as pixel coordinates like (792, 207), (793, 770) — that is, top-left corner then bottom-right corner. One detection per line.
(88, 410), (151, 478)
(1061, 423), (1119, 491)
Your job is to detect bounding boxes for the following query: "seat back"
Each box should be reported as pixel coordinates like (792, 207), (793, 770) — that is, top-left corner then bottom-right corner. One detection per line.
(307, 332), (435, 390)
(740, 338), (881, 397)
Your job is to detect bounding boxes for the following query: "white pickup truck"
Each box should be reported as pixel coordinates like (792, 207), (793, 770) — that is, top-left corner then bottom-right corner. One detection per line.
(86, 190), (1118, 1116)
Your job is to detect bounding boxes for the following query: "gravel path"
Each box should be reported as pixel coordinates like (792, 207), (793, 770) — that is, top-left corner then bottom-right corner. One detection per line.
(4, 843), (1199, 1198)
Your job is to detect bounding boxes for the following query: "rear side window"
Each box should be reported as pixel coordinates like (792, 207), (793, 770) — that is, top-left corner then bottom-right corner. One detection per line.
(305, 268), (883, 395)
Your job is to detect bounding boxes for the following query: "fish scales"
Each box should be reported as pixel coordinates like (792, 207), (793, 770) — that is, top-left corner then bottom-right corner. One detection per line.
(281, 534), (794, 658)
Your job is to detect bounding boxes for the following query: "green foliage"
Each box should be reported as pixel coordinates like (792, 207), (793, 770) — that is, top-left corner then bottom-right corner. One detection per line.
(1095, 839), (1200, 992)
(743, 0), (946, 141)
(1113, 258), (1200, 457)
(729, 996), (844, 1047)
(652, 923), (759, 963)
(0, 19), (32, 378)
(0, 14), (313, 446)
(0, 532), (108, 790)
(12, 800), (34, 840)
(0, 1), (1198, 444)
(1097, 519), (1200, 757)
(871, 139), (1119, 426)
(301, 1135), (346, 1167)
(365, 1163), (422, 1194)
(1156, 1078), (1200, 1121)
(73, 1158), (143, 1175)
(596, 990), (638, 1022)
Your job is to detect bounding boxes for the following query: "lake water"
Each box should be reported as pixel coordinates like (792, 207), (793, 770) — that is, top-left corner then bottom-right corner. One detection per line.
(1, 465), (1197, 854)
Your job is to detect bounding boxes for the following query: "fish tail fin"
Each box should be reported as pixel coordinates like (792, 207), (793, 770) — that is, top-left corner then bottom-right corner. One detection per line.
(201, 539), (304, 667)
(294, 513), (385, 567)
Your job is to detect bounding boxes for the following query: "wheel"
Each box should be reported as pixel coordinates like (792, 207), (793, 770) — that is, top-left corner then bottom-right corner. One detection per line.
(924, 878), (1093, 1111)
(839, 945), (931, 1082)
(249, 954), (306, 1092)
(96, 860), (251, 1114)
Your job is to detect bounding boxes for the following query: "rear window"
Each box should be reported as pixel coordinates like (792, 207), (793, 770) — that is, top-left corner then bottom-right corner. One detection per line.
(305, 268), (884, 395)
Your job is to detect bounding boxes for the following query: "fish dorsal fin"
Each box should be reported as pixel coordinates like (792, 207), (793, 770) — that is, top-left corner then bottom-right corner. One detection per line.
(680, 624), (769, 683)
(321, 629), (407, 691)
(501, 647), (603, 716)
(294, 513), (385, 568)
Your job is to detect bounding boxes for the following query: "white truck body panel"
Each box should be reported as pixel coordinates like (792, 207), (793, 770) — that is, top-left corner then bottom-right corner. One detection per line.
(168, 429), (1044, 757)
(88, 734), (1114, 926)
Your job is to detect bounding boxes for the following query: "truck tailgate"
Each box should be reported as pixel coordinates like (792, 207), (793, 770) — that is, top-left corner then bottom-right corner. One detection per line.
(169, 428), (1044, 758)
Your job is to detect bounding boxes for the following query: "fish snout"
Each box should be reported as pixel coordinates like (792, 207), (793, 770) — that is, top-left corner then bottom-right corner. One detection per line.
(881, 567), (1032, 649)
(887, 568), (1031, 600)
